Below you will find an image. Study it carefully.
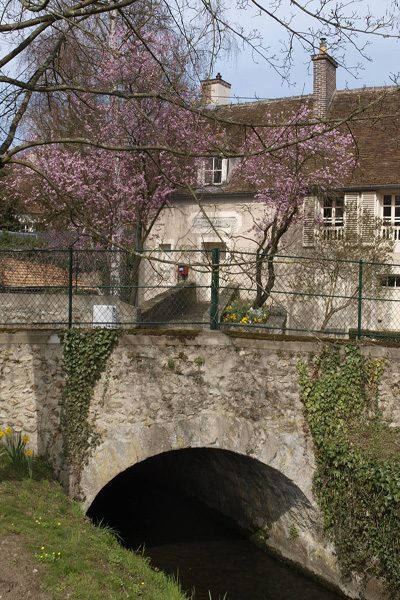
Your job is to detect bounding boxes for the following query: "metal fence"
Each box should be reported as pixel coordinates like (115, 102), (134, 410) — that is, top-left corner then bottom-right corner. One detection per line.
(0, 247), (400, 340)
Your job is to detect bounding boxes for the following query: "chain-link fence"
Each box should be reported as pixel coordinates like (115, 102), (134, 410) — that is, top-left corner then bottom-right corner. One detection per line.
(0, 248), (399, 339)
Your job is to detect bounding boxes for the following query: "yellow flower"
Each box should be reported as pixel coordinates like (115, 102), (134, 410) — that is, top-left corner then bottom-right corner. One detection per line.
(0, 430), (4, 437)
(25, 449), (33, 457)
(22, 434), (29, 444)
(4, 427), (12, 436)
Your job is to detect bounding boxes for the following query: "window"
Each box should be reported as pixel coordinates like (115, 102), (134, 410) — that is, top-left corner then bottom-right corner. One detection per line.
(204, 157), (227, 185)
(382, 194), (400, 226)
(322, 196), (344, 228)
(381, 275), (400, 288)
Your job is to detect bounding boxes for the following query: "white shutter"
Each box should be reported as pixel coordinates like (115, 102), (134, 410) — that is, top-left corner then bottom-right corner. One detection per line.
(221, 158), (228, 183)
(197, 160), (205, 186)
(345, 193), (359, 244)
(361, 192), (377, 243)
(302, 196), (317, 247)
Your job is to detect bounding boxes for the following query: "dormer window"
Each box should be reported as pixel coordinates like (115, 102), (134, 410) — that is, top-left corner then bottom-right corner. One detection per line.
(204, 157), (227, 185)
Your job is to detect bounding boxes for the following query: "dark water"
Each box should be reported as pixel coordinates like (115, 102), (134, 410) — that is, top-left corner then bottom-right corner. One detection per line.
(148, 538), (344, 600)
(88, 478), (346, 600)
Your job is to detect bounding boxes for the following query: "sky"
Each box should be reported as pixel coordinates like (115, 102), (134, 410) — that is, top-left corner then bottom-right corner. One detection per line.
(216, 0), (400, 102)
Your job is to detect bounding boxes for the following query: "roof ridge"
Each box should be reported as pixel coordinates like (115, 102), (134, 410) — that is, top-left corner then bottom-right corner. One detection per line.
(336, 85), (399, 94)
(222, 94), (312, 108)
(217, 85), (400, 109)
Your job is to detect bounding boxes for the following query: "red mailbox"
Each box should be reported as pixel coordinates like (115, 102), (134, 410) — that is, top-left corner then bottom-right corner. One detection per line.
(178, 264), (189, 280)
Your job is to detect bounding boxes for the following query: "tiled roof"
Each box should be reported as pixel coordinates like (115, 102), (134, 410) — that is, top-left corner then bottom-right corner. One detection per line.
(198, 86), (400, 194)
(0, 258), (95, 289)
(0, 258), (69, 288)
(329, 87), (400, 187)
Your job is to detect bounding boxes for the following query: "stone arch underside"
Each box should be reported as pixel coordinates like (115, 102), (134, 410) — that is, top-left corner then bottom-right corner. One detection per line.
(80, 412), (347, 592)
(81, 412), (315, 511)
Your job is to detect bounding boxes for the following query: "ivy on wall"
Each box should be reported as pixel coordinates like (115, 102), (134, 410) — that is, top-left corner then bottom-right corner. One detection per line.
(298, 345), (400, 598)
(61, 329), (119, 484)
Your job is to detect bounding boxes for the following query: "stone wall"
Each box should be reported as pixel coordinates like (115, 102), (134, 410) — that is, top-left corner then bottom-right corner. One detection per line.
(0, 330), (399, 599)
(0, 293), (137, 327)
(0, 331), (64, 466)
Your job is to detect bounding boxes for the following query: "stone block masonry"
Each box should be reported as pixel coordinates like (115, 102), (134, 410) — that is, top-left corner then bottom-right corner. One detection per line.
(0, 330), (397, 599)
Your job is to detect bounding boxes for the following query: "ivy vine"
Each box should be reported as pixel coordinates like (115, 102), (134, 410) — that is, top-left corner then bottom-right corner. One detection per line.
(298, 345), (400, 598)
(61, 329), (119, 485)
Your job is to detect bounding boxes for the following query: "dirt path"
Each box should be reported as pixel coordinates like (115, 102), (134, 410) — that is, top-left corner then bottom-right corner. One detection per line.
(0, 535), (51, 600)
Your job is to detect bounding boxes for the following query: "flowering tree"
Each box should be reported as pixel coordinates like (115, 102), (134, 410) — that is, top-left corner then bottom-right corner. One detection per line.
(13, 31), (210, 242)
(9, 30), (222, 299)
(231, 105), (356, 308)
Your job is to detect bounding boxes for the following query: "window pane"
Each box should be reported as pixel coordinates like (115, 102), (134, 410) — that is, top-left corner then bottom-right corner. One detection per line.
(213, 170), (222, 184)
(396, 196), (400, 205)
(335, 197), (344, 207)
(383, 206), (392, 218)
(384, 195), (392, 206)
(213, 157), (223, 170)
(205, 158), (214, 170)
(323, 199), (333, 208)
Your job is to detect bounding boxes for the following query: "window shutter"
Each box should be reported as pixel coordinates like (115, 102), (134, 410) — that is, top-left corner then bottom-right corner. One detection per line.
(344, 193), (359, 243)
(302, 196), (317, 247)
(221, 158), (228, 183)
(361, 192), (376, 242)
(197, 160), (205, 186)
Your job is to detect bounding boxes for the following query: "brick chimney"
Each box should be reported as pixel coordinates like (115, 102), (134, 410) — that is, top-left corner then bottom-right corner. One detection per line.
(201, 73), (231, 106)
(312, 38), (338, 118)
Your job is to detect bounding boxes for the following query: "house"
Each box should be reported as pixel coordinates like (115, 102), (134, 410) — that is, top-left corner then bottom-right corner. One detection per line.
(146, 41), (400, 335)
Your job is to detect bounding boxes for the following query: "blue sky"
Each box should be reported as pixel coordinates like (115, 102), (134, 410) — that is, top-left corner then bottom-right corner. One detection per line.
(217, 0), (400, 101)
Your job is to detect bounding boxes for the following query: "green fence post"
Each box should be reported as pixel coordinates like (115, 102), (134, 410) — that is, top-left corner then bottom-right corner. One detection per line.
(210, 247), (220, 330)
(357, 259), (363, 340)
(68, 247), (73, 329)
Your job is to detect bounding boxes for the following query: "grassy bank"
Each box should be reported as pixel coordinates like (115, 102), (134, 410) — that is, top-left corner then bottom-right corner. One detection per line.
(0, 454), (189, 600)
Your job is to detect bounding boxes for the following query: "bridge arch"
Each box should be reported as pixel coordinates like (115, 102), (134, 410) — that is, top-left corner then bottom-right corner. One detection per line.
(86, 445), (315, 549)
(79, 412), (341, 587)
(80, 412), (315, 512)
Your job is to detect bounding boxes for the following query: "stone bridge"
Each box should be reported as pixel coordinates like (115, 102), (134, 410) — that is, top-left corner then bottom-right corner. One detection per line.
(1, 329), (399, 599)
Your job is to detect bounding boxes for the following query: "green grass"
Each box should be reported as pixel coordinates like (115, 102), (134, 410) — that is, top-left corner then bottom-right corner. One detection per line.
(0, 454), (190, 600)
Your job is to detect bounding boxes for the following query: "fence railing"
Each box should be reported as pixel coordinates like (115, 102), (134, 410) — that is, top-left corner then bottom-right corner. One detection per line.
(0, 247), (400, 340)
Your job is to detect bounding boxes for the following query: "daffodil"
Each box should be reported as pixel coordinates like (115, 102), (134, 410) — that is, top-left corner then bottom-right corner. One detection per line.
(22, 434), (29, 444)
